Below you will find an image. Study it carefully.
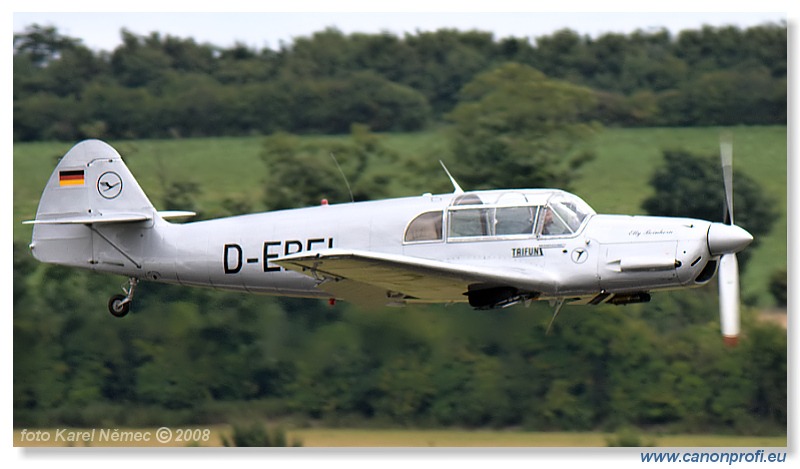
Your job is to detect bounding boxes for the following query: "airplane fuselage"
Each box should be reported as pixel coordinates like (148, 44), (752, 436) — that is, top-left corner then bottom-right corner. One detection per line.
(79, 190), (725, 306)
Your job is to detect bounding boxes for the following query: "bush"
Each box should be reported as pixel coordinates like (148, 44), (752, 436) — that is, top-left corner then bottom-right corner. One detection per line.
(768, 267), (787, 307)
(606, 427), (657, 447)
(221, 422), (302, 447)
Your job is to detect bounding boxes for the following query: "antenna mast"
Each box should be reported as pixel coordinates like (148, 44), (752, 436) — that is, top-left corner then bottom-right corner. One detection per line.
(330, 153), (354, 203)
(439, 161), (464, 194)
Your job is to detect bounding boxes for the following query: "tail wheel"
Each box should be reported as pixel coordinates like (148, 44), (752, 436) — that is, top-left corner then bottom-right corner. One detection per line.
(108, 294), (130, 318)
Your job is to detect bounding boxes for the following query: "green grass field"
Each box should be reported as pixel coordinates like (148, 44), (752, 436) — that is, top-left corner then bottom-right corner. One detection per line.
(13, 426), (788, 447)
(13, 126), (787, 305)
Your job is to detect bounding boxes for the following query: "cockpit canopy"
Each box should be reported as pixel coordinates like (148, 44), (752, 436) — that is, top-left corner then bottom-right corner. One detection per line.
(404, 190), (595, 243)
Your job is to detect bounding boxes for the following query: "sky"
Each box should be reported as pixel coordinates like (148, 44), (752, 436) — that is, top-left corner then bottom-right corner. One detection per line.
(11, 3), (790, 53)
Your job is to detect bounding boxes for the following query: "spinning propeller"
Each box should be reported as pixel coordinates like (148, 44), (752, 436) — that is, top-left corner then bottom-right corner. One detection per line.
(709, 135), (753, 346)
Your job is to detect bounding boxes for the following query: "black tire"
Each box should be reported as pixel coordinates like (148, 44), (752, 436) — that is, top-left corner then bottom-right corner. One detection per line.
(108, 294), (130, 318)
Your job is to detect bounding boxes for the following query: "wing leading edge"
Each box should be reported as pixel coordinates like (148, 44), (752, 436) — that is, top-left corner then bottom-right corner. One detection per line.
(273, 248), (559, 307)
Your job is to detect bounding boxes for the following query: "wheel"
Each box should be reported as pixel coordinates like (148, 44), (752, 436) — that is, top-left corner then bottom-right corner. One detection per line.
(108, 294), (130, 318)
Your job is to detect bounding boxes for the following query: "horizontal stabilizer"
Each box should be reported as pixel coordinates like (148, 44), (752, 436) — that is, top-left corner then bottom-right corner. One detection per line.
(24, 212), (152, 225)
(158, 211), (197, 220)
(25, 210), (196, 225)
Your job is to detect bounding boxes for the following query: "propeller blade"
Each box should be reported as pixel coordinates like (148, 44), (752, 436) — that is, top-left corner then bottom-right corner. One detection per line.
(720, 134), (734, 225)
(718, 253), (740, 347)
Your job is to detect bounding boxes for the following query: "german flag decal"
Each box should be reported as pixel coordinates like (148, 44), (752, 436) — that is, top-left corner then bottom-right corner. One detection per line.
(59, 169), (85, 186)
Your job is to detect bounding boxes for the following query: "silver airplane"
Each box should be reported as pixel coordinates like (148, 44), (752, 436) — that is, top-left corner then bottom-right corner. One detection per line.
(24, 140), (753, 345)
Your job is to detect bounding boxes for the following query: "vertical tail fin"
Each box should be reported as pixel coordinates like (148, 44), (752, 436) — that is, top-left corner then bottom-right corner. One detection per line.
(26, 140), (158, 268)
(27, 140), (157, 224)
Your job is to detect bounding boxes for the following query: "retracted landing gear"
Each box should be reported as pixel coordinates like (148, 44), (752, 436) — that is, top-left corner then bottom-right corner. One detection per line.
(108, 277), (138, 318)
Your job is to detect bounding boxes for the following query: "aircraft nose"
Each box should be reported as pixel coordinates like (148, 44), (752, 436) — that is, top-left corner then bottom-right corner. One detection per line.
(707, 223), (753, 256)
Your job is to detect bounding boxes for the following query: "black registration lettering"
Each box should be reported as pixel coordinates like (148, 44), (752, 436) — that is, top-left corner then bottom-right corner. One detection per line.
(263, 241), (281, 272)
(307, 238), (325, 251)
(284, 240), (303, 256)
(224, 244), (243, 274)
(224, 237), (334, 274)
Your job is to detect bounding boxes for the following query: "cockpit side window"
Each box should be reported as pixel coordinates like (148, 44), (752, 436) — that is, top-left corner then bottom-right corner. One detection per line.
(404, 211), (444, 242)
(447, 206), (539, 240)
(448, 208), (491, 238)
(495, 206), (537, 236)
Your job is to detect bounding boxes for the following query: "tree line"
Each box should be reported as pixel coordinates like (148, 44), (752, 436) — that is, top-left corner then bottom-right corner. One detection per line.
(13, 22), (786, 141)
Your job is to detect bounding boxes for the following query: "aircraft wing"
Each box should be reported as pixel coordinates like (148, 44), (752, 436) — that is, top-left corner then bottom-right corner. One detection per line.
(273, 248), (559, 306)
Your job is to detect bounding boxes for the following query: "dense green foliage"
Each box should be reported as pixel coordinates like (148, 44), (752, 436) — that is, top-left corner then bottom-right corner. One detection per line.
(259, 125), (403, 210)
(221, 423), (302, 447)
(13, 22), (786, 141)
(768, 267), (787, 308)
(448, 63), (598, 190)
